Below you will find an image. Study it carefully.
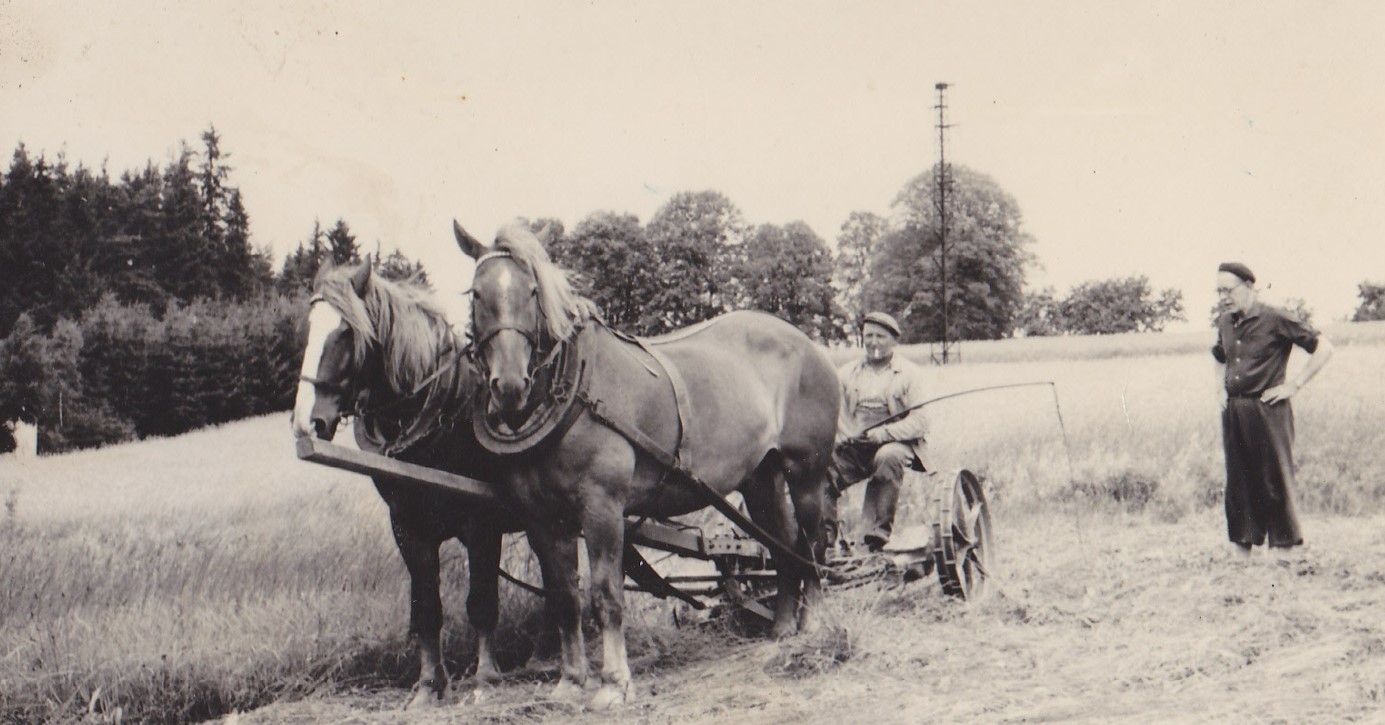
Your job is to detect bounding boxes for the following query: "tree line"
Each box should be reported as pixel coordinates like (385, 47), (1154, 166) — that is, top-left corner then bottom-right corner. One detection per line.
(5, 128), (1381, 453)
(0, 128), (427, 453)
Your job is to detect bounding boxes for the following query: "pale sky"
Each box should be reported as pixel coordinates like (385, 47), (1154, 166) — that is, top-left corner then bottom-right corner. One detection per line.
(2, 1), (1382, 328)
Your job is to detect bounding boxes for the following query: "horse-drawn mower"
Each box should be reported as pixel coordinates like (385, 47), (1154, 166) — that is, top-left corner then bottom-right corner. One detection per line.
(295, 437), (995, 621)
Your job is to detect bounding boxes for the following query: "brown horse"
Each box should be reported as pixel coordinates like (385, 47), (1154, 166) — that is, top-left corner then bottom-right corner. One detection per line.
(290, 263), (517, 708)
(454, 220), (840, 708)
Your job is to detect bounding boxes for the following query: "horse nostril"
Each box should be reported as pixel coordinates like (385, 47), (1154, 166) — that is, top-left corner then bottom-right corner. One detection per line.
(313, 418), (328, 439)
(521, 375), (532, 390)
(489, 376), (502, 395)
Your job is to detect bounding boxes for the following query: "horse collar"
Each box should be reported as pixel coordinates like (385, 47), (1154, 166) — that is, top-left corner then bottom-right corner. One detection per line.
(473, 332), (587, 456)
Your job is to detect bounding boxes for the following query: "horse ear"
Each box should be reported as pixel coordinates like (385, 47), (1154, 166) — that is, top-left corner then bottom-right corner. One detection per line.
(454, 219), (485, 259)
(534, 223), (554, 246)
(350, 263), (372, 297)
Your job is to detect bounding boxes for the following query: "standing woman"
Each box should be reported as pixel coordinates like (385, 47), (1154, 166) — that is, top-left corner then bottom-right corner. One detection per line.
(1212, 262), (1333, 557)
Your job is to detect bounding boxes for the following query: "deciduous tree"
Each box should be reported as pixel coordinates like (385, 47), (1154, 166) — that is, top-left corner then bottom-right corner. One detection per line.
(1352, 281), (1385, 322)
(733, 222), (840, 341)
(861, 165), (1034, 342)
(645, 190), (744, 332)
(833, 211), (886, 337)
(1057, 275), (1184, 334)
(547, 211), (661, 334)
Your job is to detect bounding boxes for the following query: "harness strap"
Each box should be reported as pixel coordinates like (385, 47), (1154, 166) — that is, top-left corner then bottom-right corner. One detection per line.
(639, 342), (695, 471)
(576, 390), (823, 577)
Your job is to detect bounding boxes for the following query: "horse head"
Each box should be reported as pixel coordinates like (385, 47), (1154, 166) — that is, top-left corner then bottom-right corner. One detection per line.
(291, 263), (378, 441)
(455, 220), (548, 426)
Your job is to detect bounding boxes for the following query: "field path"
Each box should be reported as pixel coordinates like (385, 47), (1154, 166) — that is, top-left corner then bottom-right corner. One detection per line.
(226, 508), (1385, 724)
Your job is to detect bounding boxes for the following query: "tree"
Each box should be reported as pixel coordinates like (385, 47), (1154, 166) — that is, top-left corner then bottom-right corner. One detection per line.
(198, 126), (229, 256)
(325, 218), (360, 267)
(645, 190), (745, 332)
(374, 246), (430, 286)
(547, 210), (662, 334)
(1280, 297), (1314, 327)
(833, 211), (886, 337)
(1352, 281), (1385, 322)
(144, 144), (219, 303)
(1056, 275), (1185, 334)
(733, 222), (840, 341)
(0, 314), (134, 453)
(1014, 287), (1063, 337)
(278, 220), (327, 293)
(862, 165), (1035, 342)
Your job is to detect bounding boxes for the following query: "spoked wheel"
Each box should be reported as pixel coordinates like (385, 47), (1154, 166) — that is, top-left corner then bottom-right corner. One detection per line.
(930, 469), (994, 600)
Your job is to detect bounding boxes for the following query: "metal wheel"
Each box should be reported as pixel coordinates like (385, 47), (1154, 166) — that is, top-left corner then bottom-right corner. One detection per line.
(930, 469), (994, 600)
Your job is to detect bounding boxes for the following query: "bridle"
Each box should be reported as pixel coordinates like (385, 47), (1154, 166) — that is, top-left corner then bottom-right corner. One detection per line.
(301, 293), (467, 448)
(300, 294), (361, 402)
(467, 251), (552, 378)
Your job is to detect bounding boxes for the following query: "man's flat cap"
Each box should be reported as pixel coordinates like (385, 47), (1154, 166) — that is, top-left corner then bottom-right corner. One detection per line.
(861, 311), (902, 338)
(1218, 262), (1255, 284)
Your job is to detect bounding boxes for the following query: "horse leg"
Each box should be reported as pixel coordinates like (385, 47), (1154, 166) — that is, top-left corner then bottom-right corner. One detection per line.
(582, 493), (634, 709)
(743, 456), (803, 639)
(389, 521), (449, 708)
(463, 516), (504, 687)
(526, 526), (587, 697)
(785, 458), (829, 635)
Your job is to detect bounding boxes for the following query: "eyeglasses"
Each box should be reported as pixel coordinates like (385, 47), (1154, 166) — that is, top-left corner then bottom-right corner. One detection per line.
(1216, 282), (1244, 294)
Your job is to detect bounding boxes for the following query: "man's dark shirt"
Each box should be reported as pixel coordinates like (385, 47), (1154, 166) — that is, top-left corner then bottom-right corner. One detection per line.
(1211, 301), (1320, 397)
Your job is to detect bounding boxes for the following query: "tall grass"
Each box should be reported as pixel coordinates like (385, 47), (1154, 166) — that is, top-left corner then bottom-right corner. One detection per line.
(2, 328), (1382, 722)
(861, 332), (1385, 530)
(0, 419), (545, 723)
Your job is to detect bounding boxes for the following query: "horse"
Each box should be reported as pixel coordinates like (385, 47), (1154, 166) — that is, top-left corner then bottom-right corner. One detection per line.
(289, 262), (518, 708)
(453, 219), (840, 708)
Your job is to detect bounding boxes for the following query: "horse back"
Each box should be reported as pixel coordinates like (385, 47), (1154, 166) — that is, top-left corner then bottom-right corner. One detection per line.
(586, 311), (839, 490)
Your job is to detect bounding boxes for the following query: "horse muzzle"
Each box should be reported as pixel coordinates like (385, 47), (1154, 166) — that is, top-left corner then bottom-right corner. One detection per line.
(488, 372), (533, 419)
(292, 381), (346, 442)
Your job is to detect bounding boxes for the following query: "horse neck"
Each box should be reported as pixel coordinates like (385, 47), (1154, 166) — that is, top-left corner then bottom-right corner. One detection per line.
(370, 304), (462, 410)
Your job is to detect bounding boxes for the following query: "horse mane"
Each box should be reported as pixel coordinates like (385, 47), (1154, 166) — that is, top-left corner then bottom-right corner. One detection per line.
(491, 221), (599, 342)
(313, 264), (454, 395)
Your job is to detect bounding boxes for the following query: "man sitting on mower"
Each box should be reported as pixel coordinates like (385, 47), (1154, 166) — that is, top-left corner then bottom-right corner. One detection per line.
(829, 311), (930, 553)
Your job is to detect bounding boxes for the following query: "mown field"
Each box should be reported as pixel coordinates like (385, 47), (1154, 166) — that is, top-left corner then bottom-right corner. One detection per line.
(3, 323), (1384, 723)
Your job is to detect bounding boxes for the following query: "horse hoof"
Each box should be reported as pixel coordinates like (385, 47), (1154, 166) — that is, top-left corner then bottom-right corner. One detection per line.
(474, 665), (503, 686)
(590, 681), (634, 710)
(772, 623), (797, 640)
(465, 686), (490, 705)
(551, 679), (584, 701)
(406, 686), (445, 710)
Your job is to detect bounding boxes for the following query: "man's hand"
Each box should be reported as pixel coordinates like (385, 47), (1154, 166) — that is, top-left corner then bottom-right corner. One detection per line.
(864, 427), (890, 444)
(1260, 382), (1299, 405)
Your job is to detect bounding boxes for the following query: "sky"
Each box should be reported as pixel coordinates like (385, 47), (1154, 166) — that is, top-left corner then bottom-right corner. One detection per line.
(2, 1), (1382, 329)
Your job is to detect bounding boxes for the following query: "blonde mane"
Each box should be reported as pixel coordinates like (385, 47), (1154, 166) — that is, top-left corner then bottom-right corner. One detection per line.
(313, 265), (455, 395)
(490, 221), (598, 342)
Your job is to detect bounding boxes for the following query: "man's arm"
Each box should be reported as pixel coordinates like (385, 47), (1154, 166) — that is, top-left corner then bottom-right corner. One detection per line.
(1212, 325), (1227, 409)
(1261, 336), (1333, 404)
(1214, 360), (1227, 410)
(870, 368), (928, 443)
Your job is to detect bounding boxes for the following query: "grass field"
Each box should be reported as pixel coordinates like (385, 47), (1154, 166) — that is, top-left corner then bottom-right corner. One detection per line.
(3, 327), (1383, 723)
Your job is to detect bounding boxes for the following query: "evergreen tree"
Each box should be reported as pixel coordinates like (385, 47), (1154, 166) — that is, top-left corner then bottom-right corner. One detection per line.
(325, 218), (360, 267)
(374, 246), (430, 286)
(278, 220), (327, 293)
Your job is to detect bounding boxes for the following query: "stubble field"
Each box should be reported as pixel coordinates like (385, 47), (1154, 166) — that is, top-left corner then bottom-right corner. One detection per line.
(3, 322), (1384, 723)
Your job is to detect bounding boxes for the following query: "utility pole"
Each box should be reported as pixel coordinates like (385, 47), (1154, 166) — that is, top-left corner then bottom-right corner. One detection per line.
(933, 82), (956, 364)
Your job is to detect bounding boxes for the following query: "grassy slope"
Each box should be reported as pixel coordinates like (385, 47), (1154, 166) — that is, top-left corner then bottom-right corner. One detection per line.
(5, 325), (1385, 722)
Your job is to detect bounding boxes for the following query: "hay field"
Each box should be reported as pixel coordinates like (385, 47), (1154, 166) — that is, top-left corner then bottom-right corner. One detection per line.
(3, 331), (1384, 723)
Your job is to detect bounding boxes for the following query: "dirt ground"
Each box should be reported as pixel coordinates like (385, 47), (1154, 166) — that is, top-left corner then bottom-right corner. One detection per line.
(223, 507), (1385, 724)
